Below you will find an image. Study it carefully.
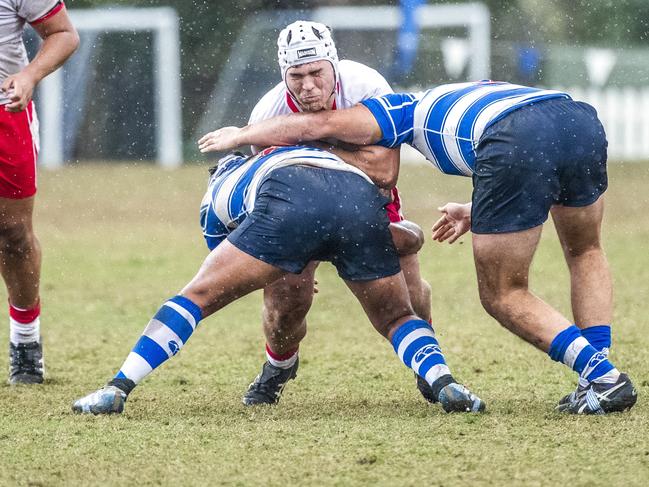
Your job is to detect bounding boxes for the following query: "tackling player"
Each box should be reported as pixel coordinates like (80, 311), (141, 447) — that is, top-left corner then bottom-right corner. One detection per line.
(239, 21), (435, 407)
(72, 146), (485, 415)
(199, 81), (638, 415)
(1, 1), (79, 384)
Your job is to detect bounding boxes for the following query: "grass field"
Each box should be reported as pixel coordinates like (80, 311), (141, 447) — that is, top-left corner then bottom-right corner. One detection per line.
(0, 161), (648, 486)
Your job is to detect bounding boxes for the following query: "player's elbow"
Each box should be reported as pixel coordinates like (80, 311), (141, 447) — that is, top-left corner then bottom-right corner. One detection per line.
(60, 28), (80, 55)
(378, 153), (400, 189)
(70, 30), (81, 52)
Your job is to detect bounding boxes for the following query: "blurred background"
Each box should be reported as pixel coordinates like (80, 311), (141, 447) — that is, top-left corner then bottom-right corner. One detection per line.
(31, 0), (649, 166)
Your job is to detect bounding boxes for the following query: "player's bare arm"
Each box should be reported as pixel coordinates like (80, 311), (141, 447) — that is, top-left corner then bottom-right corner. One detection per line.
(1, 6), (79, 112)
(198, 104), (382, 153)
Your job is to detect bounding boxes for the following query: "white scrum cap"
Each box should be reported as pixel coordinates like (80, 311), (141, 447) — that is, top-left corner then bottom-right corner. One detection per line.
(277, 20), (339, 81)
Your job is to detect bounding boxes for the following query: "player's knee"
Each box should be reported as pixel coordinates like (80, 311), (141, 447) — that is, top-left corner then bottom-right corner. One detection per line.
(478, 284), (524, 321)
(0, 221), (35, 257)
(562, 241), (603, 260)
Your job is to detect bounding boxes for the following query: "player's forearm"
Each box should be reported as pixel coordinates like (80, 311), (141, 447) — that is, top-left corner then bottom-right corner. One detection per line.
(24, 31), (79, 84)
(238, 112), (333, 147)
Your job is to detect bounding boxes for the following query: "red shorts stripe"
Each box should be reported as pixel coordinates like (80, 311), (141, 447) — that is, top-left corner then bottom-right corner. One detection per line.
(385, 187), (404, 223)
(0, 102), (38, 198)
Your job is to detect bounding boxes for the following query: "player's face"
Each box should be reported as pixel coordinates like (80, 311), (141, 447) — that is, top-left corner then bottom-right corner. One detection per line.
(285, 60), (336, 112)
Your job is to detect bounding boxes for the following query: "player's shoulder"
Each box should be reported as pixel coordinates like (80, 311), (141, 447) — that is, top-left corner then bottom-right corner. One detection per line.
(14, 0), (62, 23)
(337, 59), (393, 107)
(249, 82), (292, 124)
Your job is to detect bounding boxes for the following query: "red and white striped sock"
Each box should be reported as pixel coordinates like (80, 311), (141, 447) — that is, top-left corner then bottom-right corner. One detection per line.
(266, 344), (298, 369)
(9, 301), (41, 345)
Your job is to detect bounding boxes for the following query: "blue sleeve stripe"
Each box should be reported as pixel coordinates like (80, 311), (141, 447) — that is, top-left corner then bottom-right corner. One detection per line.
(361, 98), (398, 147)
(132, 335), (169, 369)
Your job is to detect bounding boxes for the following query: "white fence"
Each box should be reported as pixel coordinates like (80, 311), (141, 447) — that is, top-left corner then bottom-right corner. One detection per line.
(564, 86), (649, 161)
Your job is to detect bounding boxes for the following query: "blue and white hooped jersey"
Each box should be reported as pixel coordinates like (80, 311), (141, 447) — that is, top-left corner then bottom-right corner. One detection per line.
(200, 146), (372, 250)
(361, 81), (571, 176)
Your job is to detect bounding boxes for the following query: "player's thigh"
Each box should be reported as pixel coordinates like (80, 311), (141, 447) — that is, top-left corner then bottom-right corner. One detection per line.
(551, 196), (604, 255)
(263, 261), (319, 316)
(472, 226), (543, 294)
(344, 272), (414, 337)
(181, 240), (286, 317)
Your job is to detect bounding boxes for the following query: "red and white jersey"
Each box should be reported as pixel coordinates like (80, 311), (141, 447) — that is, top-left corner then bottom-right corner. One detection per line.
(249, 60), (392, 152)
(0, 0), (63, 104)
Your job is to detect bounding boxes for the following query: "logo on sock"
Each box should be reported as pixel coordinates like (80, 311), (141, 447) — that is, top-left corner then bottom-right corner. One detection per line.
(587, 351), (608, 369)
(413, 344), (442, 365)
(168, 340), (180, 356)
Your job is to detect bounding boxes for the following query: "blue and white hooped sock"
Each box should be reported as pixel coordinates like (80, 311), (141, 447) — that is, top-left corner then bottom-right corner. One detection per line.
(549, 325), (619, 386)
(580, 324), (611, 355)
(113, 295), (203, 387)
(391, 319), (453, 393)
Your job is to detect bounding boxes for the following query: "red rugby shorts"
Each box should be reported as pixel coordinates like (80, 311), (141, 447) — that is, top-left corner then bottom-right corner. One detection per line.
(385, 186), (404, 223)
(0, 101), (38, 199)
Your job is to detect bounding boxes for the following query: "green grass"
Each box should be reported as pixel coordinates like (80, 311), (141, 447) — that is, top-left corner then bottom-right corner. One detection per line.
(1, 162), (648, 486)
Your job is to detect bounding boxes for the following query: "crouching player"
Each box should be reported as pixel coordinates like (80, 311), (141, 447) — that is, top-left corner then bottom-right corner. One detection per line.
(72, 146), (485, 415)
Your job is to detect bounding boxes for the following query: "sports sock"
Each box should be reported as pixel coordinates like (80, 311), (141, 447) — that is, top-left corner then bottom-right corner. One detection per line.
(391, 319), (454, 397)
(549, 325), (619, 385)
(580, 324), (611, 354)
(9, 301), (41, 345)
(266, 344), (298, 369)
(113, 295), (202, 390)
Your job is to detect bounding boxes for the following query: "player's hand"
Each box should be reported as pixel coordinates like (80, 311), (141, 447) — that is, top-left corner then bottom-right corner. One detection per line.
(432, 202), (472, 244)
(198, 127), (243, 153)
(1, 71), (37, 112)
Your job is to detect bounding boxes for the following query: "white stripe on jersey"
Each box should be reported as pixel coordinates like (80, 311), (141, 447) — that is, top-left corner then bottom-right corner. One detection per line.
(202, 147), (372, 246)
(441, 84), (517, 175)
(470, 89), (568, 141)
(413, 82), (570, 176)
(414, 84), (472, 173)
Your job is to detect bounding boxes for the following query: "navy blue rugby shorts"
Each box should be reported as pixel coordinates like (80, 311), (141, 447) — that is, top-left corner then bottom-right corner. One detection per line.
(471, 98), (608, 234)
(227, 166), (401, 281)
